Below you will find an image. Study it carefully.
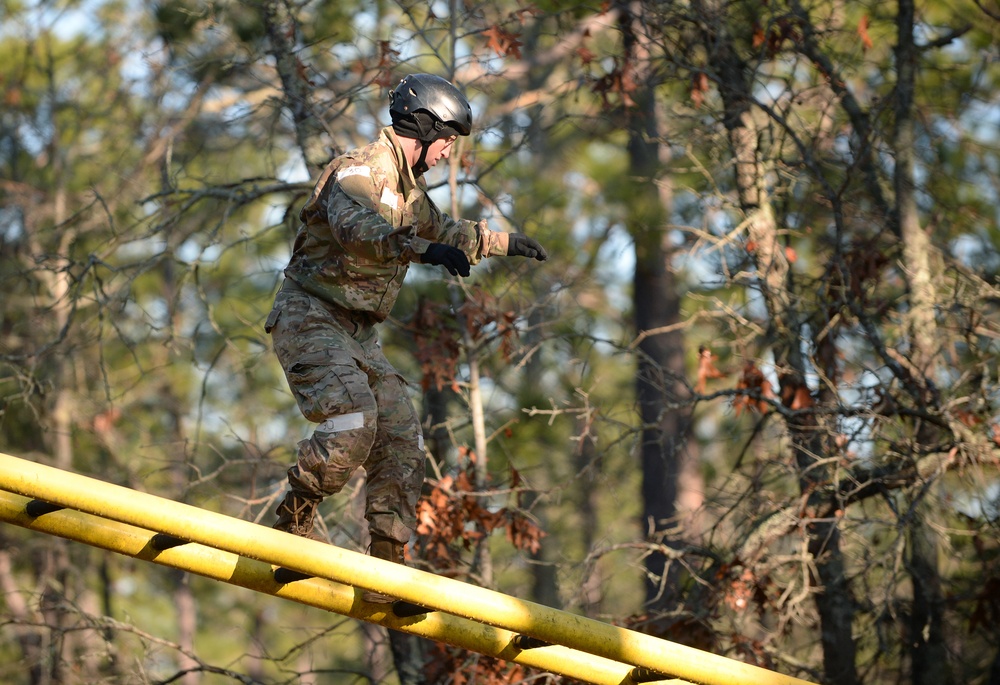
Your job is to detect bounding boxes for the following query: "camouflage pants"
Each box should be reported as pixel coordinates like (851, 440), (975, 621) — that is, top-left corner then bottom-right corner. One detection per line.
(265, 281), (425, 543)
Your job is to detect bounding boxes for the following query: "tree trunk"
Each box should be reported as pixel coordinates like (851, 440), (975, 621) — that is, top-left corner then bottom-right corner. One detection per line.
(894, 0), (937, 378)
(794, 425), (859, 685)
(172, 570), (200, 685)
(522, 489), (562, 610)
(616, 0), (690, 613)
(22, 42), (85, 685)
(459, 302), (494, 588)
(907, 507), (952, 685)
(386, 623), (428, 685)
(361, 621), (396, 684)
(893, 2), (950, 682)
(0, 547), (46, 684)
(989, 647), (1000, 685)
(705, 1), (859, 679)
(574, 428), (602, 616)
(257, 0), (332, 173)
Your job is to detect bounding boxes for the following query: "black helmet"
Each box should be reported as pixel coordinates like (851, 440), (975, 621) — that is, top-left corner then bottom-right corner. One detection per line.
(389, 74), (473, 137)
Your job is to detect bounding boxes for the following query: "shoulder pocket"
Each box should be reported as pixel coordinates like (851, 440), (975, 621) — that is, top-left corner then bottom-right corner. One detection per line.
(337, 168), (378, 208)
(264, 308), (282, 334)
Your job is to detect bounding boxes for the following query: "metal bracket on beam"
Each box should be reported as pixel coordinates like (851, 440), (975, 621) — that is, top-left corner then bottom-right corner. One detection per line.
(630, 666), (672, 683)
(273, 567), (312, 584)
(26, 500), (64, 517)
(149, 533), (189, 551)
(392, 600), (431, 617)
(513, 634), (552, 650)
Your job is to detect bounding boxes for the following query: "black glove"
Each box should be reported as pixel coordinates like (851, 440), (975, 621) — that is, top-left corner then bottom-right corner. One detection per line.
(507, 233), (548, 261)
(420, 243), (471, 277)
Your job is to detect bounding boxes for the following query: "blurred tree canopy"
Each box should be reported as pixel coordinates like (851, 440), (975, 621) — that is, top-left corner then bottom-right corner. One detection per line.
(1, 0), (999, 683)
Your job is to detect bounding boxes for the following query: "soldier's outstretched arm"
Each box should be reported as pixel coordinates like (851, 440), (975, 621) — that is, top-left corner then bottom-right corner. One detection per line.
(426, 202), (548, 265)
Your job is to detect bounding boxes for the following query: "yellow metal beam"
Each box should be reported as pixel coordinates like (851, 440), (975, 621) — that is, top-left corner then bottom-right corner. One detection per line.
(0, 489), (664, 685)
(0, 452), (818, 685)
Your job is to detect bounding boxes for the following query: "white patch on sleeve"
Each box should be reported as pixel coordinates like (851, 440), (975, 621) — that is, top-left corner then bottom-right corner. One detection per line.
(318, 412), (365, 433)
(336, 165), (371, 180)
(417, 434), (424, 451)
(380, 187), (401, 209)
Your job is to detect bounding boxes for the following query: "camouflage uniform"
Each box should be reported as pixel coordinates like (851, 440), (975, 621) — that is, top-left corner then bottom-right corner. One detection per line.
(266, 126), (510, 544)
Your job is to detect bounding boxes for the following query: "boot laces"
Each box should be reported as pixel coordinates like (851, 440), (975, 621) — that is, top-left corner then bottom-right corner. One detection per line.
(282, 495), (317, 531)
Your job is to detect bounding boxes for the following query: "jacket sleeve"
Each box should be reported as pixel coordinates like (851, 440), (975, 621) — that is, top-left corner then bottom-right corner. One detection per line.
(421, 197), (508, 265)
(325, 164), (427, 263)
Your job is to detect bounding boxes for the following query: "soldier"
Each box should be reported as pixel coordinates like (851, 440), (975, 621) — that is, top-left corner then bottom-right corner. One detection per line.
(265, 73), (547, 602)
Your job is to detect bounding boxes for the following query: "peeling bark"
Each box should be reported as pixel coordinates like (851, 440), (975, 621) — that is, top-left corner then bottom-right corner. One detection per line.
(893, 1), (951, 681)
(699, 1), (859, 679)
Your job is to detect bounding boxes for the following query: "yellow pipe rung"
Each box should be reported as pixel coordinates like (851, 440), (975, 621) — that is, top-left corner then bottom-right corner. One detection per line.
(0, 489), (653, 685)
(0, 452), (818, 685)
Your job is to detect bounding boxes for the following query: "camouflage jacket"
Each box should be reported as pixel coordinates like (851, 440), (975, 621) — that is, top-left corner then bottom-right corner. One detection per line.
(283, 127), (508, 322)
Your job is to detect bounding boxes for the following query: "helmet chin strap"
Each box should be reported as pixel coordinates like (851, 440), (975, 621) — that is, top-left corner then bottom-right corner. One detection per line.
(394, 113), (461, 176)
(412, 139), (431, 176)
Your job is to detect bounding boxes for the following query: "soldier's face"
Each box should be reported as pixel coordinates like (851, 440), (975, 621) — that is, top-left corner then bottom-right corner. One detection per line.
(425, 135), (458, 168)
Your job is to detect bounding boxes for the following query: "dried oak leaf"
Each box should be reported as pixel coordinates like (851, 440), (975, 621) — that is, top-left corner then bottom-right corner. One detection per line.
(733, 360), (774, 415)
(696, 345), (726, 394)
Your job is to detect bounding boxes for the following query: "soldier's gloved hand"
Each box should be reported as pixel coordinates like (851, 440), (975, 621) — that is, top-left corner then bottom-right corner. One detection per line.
(421, 243), (471, 277)
(507, 234), (548, 261)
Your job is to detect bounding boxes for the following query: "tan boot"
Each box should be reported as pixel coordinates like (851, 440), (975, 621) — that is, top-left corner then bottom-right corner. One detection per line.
(362, 534), (404, 604)
(272, 491), (327, 543)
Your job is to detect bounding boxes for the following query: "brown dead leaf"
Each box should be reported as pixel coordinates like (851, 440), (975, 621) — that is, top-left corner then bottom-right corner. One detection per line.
(690, 72), (709, 108)
(858, 15), (873, 51)
(696, 345), (726, 394)
(733, 361), (775, 415)
(482, 24), (523, 59)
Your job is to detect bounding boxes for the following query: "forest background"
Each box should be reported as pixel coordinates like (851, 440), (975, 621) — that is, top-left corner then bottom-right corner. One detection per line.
(1, 0), (999, 684)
